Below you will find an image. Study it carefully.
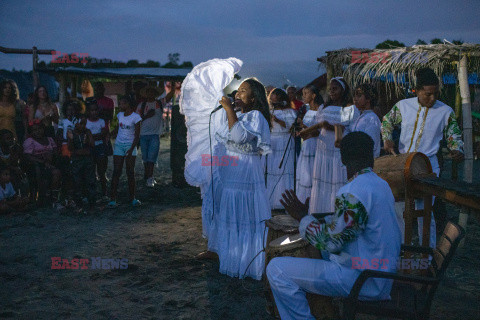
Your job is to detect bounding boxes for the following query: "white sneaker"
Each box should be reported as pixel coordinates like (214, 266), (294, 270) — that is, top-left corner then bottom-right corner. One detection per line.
(146, 177), (155, 188)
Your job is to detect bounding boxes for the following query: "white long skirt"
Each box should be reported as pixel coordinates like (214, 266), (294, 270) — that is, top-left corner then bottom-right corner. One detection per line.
(296, 136), (317, 203)
(266, 131), (295, 209)
(309, 129), (347, 214)
(207, 149), (271, 280)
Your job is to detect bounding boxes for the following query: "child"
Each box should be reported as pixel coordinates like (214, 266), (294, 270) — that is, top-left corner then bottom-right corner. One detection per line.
(23, 121), (63, 208)
(0, 129), (26, 194)
(68, 117), (96, 210)
(85, 100), (108, 198)
(107, 96), (142, 208)
(0, 165), (29, 214)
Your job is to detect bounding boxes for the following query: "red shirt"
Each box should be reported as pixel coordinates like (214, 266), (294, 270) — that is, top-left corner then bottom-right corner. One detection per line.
(292, 99), (304, 111)
(96, 96), (114, 124)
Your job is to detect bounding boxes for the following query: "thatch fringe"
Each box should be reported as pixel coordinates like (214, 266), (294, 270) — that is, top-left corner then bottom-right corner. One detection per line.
(321, 43), (480, 98)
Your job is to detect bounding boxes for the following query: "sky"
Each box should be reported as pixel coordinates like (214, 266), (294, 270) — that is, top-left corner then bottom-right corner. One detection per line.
(1, 0), (479, 87)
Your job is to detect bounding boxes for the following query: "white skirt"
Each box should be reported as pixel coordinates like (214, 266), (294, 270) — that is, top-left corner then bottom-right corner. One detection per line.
(309, 130), (347, 214)
(266, 131), (295, 209)
(296, 137), (317, 203)
(207, 149), (271, 280)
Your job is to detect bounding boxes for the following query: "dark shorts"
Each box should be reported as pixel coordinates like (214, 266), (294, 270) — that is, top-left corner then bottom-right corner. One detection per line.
(92, 143), (106, 158)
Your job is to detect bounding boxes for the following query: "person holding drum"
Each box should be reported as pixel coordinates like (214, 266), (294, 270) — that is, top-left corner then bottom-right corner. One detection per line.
(205, 78), (272, 280)
(266, 132), (401, 320)
(381, 67), (464, 247)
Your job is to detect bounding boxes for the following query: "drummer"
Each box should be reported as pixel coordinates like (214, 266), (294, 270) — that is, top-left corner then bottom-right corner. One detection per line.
(266, 132), (401, 320)
(381, 67), (464, 247)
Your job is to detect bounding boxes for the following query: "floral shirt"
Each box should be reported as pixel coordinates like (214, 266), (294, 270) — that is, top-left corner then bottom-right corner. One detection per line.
(303, 168), (371, 253)
(381, 102), (463, 153)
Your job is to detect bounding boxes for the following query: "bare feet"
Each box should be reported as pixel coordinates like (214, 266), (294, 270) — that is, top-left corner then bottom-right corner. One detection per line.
(195, 250), (218, 260)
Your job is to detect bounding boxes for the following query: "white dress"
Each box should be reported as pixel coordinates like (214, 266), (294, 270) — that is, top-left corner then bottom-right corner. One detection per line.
(266, 108), (297, 209)
(295, 108), (319, 203)
(207, 110), (272, 280)
(309, 105), (359, 214)
(351, 109), (381, 158)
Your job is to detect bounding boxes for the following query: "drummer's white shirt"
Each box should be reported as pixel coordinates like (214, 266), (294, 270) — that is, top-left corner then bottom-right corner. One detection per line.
(267, 170), (402, 319)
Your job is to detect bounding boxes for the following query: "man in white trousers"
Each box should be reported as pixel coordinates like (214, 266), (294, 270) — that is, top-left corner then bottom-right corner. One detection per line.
(267, 132), (402, 320)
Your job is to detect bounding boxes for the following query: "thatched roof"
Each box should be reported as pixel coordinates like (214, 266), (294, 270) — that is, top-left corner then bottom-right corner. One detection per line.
(318, 43), (480, 97)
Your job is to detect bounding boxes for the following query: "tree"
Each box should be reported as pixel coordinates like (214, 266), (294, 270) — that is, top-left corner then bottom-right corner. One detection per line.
(416, 39), (427, 45)
(375, 39), (406, 49)
(168, 53), (180, 66)
(145, 60), (160, 67)
(126, 59), (140, 67)
(430, 38), (442, 44)
(452, 39), (464, 45)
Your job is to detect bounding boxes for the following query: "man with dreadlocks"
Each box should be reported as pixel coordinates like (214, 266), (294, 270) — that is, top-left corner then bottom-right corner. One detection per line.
(381, 67), (464, 248)
(267, 132), (401, 320)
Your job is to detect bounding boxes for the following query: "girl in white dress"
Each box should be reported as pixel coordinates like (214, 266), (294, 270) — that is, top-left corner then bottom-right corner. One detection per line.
(266, 88), (297, 210)
(295, 85), (324, 203)
(351, 84), (381, 158)
(207, 78), (272, 280)
(300, 77), (359, 214)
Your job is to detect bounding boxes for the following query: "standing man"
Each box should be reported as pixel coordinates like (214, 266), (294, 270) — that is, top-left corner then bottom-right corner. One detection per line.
(137, 85), (174, 187)
(93, 82), (114, 130)
(381, 67), (464, 247)
(267, 132), (401, 319)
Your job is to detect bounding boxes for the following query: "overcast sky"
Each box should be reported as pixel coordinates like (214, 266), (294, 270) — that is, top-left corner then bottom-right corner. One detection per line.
(1, 0), (479, 87)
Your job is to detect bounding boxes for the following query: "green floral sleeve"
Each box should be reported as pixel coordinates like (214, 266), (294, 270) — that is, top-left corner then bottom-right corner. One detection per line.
(381, 104), (402, 142)
(305, 193), (368, 253)
(444, 112), (464, 152)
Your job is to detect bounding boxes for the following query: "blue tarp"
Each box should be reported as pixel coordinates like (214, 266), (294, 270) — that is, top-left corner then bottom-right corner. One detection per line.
(52, 67), (191, 78)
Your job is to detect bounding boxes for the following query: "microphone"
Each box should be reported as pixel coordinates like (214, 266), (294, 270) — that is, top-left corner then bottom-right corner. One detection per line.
(211, 105), (223, 113)
(211, 99), (235, 114)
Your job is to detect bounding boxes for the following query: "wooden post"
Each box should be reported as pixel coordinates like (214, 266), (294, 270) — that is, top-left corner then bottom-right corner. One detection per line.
(71, 75), (77, 99)
(32, 46), (39, 89)
(458, 54), (473, 246)
(58, 74), (67, 107)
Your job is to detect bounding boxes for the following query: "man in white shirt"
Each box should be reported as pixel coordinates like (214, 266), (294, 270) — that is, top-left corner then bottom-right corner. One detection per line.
(266, 132), (401, 319)
(381, 67), (464, 247)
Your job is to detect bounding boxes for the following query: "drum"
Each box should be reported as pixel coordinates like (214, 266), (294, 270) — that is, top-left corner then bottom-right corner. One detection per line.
(264, 234), (337, 319)
(265, 214), (300, 249)
(373, 152), (432, 201)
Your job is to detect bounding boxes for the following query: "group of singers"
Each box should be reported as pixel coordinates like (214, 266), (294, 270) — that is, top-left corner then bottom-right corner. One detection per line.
(196, 67), (464, 319)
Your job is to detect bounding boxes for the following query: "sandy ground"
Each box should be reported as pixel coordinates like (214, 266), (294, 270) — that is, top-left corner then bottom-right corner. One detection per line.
(1, 137), (479, 319)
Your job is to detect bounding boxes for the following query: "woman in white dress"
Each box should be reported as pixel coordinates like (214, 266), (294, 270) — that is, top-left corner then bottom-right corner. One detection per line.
(266, 88), (297, 210)
(300, 77), (359, 214)
(207, 78), (272, 280)
(295, 85), (324, 203)
(351, 84), (381, 158)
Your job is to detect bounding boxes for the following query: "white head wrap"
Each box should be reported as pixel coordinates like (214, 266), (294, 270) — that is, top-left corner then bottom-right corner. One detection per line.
(331, 77), (346, 91)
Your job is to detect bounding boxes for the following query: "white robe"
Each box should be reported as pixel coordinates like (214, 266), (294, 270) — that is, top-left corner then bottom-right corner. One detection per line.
(266, 108), (297, 209)
(309, 105), (359, 214)
(351, 109), (381, 158)
(207, 110), (272, 280)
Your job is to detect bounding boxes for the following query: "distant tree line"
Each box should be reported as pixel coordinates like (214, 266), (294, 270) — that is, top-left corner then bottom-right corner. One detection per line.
(375, 38), (464, 49)
(37, 52), (193, 69)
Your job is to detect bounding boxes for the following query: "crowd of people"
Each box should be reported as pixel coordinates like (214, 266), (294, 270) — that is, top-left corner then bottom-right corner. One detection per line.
(195, 67), (466, 319)
(0, 79), (180, 214)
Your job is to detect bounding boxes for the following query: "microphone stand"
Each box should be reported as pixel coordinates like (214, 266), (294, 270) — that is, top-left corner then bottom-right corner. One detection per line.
(278, 111), (301, 193)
